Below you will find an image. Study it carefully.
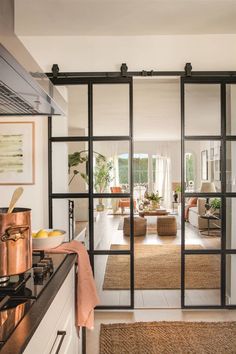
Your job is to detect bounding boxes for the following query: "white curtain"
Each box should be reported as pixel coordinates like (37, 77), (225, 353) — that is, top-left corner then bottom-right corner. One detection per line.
(154, 156), (172, 209)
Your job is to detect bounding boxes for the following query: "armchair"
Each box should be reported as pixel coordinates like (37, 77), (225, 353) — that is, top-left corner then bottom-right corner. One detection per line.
(110, 187), (136, 213)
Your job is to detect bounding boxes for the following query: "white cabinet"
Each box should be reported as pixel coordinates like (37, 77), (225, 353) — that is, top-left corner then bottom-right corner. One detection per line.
(24, 266), (80, 354)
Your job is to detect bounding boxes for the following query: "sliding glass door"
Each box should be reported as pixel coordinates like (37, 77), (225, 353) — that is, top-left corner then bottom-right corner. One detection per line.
(49, 78), (134, 309)
(181, 77), (236, 309)
(48, 72), (236, 310)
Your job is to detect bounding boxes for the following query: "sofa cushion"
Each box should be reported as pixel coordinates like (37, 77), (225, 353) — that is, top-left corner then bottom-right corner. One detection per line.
(188, 197), (198, 206)
(189, 206), (198, 215)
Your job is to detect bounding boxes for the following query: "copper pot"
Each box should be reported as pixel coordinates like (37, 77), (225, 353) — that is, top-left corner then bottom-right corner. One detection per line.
(0, 208), (32, 278)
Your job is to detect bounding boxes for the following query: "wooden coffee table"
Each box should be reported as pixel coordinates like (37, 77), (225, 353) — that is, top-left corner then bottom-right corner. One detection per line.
(139, 209), (169, 217)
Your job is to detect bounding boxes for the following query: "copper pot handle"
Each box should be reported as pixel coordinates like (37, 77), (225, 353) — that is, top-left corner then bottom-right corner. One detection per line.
(1, 225), (29, 242)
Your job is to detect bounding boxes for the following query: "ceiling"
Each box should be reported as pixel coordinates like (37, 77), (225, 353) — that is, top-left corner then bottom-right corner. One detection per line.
(15, 0), (236, 36)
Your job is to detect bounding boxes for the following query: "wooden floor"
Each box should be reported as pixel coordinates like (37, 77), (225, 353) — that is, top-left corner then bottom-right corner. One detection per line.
(90, 211), (221, 308)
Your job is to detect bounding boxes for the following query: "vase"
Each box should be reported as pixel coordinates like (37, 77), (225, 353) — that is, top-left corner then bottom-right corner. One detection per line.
(150, 201), (159, 210)
(96, 198), (105, 212)
(96, 204), (105, 212)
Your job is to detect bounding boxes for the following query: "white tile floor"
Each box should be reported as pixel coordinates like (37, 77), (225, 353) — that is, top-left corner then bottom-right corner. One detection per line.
(93, 213), (221, 308)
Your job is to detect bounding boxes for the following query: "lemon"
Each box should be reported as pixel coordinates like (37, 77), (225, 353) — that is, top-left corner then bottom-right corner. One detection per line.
(48, 230), (63, 237)
(32, 232), (37, 238)
(36, 229), (48, 238)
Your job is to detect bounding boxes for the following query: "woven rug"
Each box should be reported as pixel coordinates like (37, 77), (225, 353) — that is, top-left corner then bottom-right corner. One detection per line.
(103, 244), (220, 289)
(100, 321), (236, 354)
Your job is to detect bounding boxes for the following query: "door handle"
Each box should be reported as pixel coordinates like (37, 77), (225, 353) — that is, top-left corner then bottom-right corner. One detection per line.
(50, 330), (67, 354)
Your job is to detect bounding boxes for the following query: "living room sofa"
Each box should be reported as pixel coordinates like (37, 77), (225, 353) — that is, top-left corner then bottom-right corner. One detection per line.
(188, 198), (221, 230)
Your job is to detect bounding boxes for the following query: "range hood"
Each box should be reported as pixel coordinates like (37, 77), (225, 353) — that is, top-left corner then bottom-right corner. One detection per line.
(0, 44), (65, 116)
(0, 0), (66, 116)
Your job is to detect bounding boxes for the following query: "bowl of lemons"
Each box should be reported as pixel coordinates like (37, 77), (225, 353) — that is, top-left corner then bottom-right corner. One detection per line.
(32, 229), (66, 249)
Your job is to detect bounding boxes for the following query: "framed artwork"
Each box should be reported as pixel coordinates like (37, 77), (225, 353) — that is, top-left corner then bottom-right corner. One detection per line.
(0, 122), (35, 185)
(201, 150), (208, 181)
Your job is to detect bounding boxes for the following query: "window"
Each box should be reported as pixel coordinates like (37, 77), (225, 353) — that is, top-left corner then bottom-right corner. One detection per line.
(118, 153), (129, 184)
(133, 154), (148, 184)
(118, 153), (148, 185)
(185, 152), (194, 190)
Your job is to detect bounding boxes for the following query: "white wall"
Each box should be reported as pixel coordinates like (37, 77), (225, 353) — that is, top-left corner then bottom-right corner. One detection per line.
(18, 35), (236, 72)
(185, 84), (221, 136)
(0, 116), (48, 230)
(133, 80), (180, 140)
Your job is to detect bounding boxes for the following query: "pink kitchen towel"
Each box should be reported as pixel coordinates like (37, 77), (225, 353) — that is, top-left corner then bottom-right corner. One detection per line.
(48, 240), (99, 329)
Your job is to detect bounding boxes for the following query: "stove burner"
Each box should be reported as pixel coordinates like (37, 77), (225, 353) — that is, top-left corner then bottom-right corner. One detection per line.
(0, 277), (10, 285)
(0, 274), (31, 293)
(0, 252), (67, 348)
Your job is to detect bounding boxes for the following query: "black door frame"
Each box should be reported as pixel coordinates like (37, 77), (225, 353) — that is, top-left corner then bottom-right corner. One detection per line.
(48, 77), (134, 310)
(181, 76), (236, 309)
(48, 68), (236, 310)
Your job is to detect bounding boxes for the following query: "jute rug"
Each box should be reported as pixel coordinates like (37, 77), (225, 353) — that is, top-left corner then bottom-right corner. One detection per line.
(103, 244), (220, 289)
(100, 321), (236, 354)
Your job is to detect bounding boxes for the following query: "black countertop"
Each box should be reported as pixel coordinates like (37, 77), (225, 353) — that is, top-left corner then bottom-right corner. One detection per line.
(0, 254), (77, 354)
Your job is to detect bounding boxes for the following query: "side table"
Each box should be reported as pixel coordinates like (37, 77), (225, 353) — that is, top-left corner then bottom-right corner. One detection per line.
(200, 214), (221, 236)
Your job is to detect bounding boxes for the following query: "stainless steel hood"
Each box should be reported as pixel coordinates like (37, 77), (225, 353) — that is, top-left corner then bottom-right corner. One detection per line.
(0, 44), (65, 115)
(0, 0), (66, 116)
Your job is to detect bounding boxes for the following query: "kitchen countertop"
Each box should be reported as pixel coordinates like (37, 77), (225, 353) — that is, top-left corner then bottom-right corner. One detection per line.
(0, 254), (77, 354)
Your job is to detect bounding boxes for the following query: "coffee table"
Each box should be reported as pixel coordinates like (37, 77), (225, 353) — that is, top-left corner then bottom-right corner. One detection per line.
(200, 214), (221, 236)
(139, 209), (169, 217)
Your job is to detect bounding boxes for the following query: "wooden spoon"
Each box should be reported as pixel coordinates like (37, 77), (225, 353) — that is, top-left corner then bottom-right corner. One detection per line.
(7, 187), (24, 213)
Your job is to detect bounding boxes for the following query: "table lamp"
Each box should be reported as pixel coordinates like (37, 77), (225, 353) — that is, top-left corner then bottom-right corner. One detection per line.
(200, 181), (216, 213)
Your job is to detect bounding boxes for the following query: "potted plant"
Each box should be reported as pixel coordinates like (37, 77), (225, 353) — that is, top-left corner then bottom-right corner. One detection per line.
(68, 150), (88, 185)
(68, 151), (113, 211)
(94, 154), (113, 211)
(209, 198), (221, 215)
(175, 185), (181, 203)
(145, 192), (163, 210)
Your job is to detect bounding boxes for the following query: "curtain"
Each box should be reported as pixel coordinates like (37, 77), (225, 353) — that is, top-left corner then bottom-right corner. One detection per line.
(154, 156), (172, 209)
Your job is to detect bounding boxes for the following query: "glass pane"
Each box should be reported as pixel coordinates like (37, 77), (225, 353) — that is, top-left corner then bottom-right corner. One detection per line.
(226, 198), (236, 249)
(132, 141), (181, 211)
(226, 141), (236, 192)
(226, 255), (236, 305)
(93, 198), (131, 251)
(93, 141), (130, 193)
(184, 197), (221, 250)
(52, 85), (88, 137)
(226, 84), (236, 135)
(52, 198), (89, 248)
(185, 254), (221, 306)
(184, 140), (221, 192)
(93, 84), (129, 136)
(52, 142), (88, 193)
(133, 78), (181, 140)
(185, 84), (221, 136)
(94, 255), (130, 306)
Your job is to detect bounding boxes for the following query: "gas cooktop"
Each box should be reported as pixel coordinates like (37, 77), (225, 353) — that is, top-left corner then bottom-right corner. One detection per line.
(0, 251), (67, 347)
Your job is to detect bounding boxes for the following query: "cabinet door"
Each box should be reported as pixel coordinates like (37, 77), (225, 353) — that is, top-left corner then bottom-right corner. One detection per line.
(47, 295), (78, 354)
(24, 267), (79, 354)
